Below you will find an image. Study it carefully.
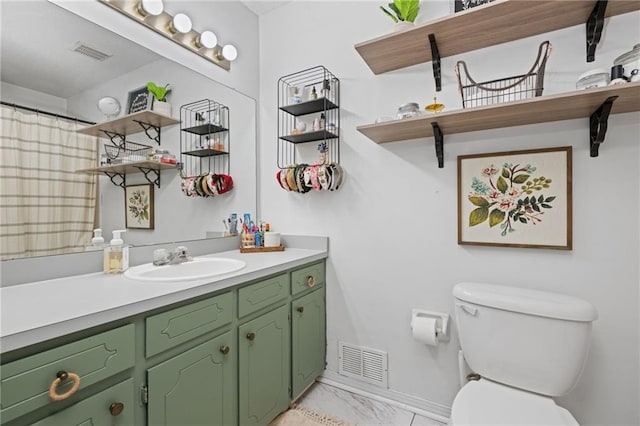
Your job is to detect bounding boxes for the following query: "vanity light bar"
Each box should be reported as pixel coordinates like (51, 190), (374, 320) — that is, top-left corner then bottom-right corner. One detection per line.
(98, 0), (235, 71)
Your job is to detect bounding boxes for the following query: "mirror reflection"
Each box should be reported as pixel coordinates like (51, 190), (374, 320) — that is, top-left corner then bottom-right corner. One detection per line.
(0, 0), (257, 261)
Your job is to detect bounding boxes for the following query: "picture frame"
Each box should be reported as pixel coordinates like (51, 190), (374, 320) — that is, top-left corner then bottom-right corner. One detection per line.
(453, 0), (495, 13)
(458, 146), (572, 250)
(126, 86), (152, 114)
(125, 184), (154, 229)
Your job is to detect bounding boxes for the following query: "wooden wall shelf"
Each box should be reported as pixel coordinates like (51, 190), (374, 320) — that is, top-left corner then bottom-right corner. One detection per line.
(78, 110), (179, 138)
(357, 83), (640, 143)
(77, 161), (176, 188)
(355, 0), (640, 75)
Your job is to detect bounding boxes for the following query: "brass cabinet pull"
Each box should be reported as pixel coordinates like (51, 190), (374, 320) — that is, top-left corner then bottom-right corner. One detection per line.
(306, 275), (315, 288)
(109, 402), (124, 416)
(219, 345), (230, 355)
(296, 306), (304, 313)
(246, 332), (255, 341)
(48, 371), (81, 401)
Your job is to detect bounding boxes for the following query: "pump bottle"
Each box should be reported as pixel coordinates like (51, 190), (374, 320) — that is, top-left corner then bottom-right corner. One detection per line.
(104, 230), (129, 274)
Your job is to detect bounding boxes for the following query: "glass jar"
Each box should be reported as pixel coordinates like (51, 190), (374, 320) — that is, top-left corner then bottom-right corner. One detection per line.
(396, 102), (420, 119)
(576, 69), (609, 90)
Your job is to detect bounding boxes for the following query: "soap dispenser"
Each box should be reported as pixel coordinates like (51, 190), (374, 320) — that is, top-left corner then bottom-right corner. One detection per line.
(104, 230), (129, 274)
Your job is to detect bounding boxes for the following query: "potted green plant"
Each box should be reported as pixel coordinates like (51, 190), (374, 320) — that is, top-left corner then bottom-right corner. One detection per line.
(380, 0), (420, 31)
(147, 82), (172, 116)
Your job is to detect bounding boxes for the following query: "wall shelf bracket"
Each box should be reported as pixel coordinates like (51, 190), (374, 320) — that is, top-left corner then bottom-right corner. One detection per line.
(428, 34), (442, 92)
(590, 95), (617, 157)
(102, 130), (126, 148)
(586, 0), (607, 62)
(431, 122), (444, 168)
(104, 172), (125, 188)
(137, 167), (161, 188)
(135, 120), (161, 145)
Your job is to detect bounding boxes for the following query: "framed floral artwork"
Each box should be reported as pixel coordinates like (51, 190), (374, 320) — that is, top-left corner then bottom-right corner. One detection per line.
(125, 184), (154, 229)
(458, 147), (572, 250)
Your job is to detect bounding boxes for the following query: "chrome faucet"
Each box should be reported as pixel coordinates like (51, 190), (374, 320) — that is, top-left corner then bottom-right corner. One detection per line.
(153, 246), (192, 266)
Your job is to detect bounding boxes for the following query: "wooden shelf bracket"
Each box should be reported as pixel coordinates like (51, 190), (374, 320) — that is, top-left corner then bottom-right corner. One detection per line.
(431, 122), (444, 168)
(135, 120), (162, 145)
(428, 34), (442, 92)
(586, 0), (607, 62)
(590, 95), (618, 157)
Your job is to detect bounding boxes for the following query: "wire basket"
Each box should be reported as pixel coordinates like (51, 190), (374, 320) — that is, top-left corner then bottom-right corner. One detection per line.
(455, 41), (552, 109)
(104, 141), (152, 163)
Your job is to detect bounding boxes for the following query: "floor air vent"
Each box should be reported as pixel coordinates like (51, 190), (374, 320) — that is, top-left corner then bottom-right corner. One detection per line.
(338, 341), (388, 387)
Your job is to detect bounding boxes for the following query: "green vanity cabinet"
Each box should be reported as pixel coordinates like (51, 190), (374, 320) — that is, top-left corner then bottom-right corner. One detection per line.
(291, 286), (326, 398)
(238, 304), (291, 426)
(147, 331), (235, 426)
(30, 379), (135, 426)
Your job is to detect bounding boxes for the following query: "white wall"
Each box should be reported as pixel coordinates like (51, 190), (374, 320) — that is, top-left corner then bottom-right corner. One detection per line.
(1, 82), (67, 114)
(258, 2), (640, 425)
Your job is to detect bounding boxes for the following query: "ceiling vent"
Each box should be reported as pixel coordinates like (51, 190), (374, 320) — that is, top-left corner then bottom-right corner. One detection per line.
(72, 42), (112, 61)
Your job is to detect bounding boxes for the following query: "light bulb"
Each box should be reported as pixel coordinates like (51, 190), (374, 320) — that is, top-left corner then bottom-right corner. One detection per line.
(221, 44), (238, 61)
(194, 30), (217, 49)
(137, 0), (163, 17)
(168, 13), (192, 34)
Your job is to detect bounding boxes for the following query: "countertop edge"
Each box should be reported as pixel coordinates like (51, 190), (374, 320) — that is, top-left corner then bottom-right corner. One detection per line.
(1, 250), (327, 354)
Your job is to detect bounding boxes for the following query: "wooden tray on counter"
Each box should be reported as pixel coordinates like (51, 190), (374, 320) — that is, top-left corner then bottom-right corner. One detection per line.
(239, 245), (285, 253)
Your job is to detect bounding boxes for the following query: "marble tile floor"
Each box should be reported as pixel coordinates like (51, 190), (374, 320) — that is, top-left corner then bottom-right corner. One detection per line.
(295, 381), (447, 426)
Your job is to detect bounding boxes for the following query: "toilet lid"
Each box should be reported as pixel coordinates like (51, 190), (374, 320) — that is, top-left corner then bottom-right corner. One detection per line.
(450, 379), (579, 426)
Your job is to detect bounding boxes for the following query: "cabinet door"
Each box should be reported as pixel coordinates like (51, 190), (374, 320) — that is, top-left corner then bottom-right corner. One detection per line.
(291, 287), (326, 398)
(147, 331), (235, 426)
(238, 304), (290, 426)
(31, 379), (134, 426)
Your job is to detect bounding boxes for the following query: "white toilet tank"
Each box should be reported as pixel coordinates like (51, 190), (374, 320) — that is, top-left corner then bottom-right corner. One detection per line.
(453, 282), (598, 397)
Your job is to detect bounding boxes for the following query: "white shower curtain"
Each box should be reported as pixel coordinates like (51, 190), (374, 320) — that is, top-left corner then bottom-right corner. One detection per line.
(0, 105), (99, 260)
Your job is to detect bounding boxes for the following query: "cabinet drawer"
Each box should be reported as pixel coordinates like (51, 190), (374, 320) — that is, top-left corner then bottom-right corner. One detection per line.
(1, 324), (134, 423)
(238, 273), (289, 318)
(31, 378), (135, 426)
(146, 291), (232, 358)
(291, 262), (325, 295)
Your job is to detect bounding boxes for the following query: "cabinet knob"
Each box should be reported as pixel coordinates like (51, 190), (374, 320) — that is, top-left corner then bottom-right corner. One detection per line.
(246, 332), (255, 341)
(110, 402), (125, 416)
(219, 345), (230, 355)
(48, 371), (81, 401)
(306, 275), (315, 288)
(296, 306), (304, 313)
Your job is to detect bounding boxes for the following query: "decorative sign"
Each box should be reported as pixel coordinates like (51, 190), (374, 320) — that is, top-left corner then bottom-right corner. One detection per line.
(454, 0), (495, 13)
(458, 146), (572, 250)
(126, 87), (152, 114)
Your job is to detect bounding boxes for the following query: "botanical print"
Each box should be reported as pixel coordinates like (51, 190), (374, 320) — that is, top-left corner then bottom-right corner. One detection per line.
(458, 147), (571, 249)
(128, 189), (150, 224)
(467, 162), (556, 236)
(125, 184), (154, 229)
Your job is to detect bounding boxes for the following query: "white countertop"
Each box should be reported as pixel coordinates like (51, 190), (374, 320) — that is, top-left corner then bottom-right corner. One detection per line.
(1, 247), (327, 353)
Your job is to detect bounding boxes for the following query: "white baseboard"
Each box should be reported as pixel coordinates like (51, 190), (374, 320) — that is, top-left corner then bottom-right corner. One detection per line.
(319, 370), (451, 424)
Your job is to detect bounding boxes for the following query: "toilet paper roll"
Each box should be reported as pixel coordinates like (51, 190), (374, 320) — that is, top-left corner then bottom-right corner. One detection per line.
(411, 316), (439, 346)
(264, 232), (281, 247)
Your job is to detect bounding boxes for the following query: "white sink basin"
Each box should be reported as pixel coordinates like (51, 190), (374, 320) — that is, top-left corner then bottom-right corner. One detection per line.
(124, 257), (246, 282)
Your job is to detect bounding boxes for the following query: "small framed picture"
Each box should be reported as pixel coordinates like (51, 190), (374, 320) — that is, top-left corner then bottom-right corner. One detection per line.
(454, 0), (495, 13)
(458, 146), (572, 250)
(125, 184), (154, 229)
(126, 86), (152, 114)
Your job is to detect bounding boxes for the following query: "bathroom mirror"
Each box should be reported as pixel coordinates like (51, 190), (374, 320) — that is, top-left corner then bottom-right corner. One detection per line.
(0, 0), (257, 261)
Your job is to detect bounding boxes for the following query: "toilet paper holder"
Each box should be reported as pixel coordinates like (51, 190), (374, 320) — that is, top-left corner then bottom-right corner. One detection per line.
(411, 309), (450, 342)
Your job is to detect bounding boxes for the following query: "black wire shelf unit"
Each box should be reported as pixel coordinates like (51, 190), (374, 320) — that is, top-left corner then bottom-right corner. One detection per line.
(277, 66), (340, 168)
(179, 99), (230, 177)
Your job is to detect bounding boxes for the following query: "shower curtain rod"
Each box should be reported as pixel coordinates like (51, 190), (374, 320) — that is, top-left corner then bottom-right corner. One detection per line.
(1, 101), (96, 126)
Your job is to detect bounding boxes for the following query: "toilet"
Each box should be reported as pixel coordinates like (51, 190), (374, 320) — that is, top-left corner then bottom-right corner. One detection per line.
(450, 282), (598, 426)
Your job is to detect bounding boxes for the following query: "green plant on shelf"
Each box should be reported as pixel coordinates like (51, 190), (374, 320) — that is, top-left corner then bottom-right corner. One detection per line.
(380, 0), (420, 23)
(147, 82), (171, 102)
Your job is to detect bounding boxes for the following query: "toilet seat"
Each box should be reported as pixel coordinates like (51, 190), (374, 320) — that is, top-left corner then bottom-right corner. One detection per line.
(449, 379), (579, 426)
